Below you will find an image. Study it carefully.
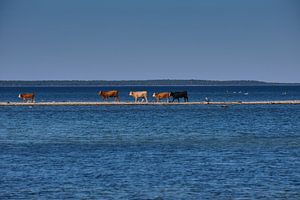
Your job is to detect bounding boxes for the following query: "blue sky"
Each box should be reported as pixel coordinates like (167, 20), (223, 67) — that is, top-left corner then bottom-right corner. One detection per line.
(0, 0), (299, 82)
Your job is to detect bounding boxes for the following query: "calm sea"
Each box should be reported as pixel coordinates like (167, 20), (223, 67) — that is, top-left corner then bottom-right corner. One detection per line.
(0, 86), (300, 199)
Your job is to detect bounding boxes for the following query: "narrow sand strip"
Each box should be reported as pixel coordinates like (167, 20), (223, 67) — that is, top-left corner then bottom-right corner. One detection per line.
(0, 100), (299, 106)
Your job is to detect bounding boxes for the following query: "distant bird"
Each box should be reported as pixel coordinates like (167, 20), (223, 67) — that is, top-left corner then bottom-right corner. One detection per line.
(244, 92), (249, 95)
(205, 97), (210, 104)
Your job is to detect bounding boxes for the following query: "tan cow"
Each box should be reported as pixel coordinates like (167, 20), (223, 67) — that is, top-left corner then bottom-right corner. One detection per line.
(98, 90), (120, 101)
(18, 93), (35, 102)
(129, 91), (148, 102)
(152, 92), (171, 102)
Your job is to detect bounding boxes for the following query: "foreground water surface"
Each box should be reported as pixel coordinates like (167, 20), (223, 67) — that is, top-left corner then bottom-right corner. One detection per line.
(0, 86), (299, 199)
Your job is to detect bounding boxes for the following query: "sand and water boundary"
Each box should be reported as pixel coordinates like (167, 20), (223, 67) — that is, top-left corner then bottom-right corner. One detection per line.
(0, 100), (299, 106)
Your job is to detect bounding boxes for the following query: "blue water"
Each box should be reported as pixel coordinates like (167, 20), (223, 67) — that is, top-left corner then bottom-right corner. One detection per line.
(0, 86), (300, 199)
(1, 85), (300, 102)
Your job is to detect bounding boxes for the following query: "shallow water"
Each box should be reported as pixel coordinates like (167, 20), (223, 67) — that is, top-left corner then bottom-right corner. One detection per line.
(0, 86), (300, 199)
(1, 85), (300, 103)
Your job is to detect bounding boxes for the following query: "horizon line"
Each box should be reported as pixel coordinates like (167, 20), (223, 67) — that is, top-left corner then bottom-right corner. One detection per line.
(0, 79), (300, 84)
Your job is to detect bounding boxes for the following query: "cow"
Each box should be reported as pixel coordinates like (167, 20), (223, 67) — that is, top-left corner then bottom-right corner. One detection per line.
(152, 92), (171, 102)
(129, 91), (148, 102)
(170, 91), (188, 102)
(98, 90), (120, 101)
(18, 93), (35, 103)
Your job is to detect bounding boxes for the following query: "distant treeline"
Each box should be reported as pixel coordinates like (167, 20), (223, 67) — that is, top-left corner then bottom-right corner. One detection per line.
(0, 80), (298, 87)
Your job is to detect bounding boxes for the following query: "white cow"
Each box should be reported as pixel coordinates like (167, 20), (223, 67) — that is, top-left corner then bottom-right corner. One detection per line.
(129, 91), (148, 102)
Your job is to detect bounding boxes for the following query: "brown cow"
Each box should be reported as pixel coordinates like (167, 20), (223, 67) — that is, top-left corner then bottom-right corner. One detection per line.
(98, 90), (120, 101)
(18, 93), (35, 103)
(152, 92), (171, 102)
(129, 91), (148, 102)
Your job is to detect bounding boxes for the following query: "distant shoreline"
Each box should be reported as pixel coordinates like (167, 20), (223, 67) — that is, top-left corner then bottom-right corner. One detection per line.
(1, 84), (299, 87)
(0, 80), (299, 87)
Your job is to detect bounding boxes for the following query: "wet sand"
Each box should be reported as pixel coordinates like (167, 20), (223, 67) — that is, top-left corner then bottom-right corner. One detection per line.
(0, 100), (299, 106)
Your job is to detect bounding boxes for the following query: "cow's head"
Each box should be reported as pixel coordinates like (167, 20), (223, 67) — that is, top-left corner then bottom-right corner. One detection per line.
(98, 91), (102, 95)
(152, 93), (156, 97)
(129, 91), (133, 96)
(18, 94), (21, 98)
(170, 92), (174, 97)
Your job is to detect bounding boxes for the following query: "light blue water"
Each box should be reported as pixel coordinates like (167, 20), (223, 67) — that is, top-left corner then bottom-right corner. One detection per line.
(0, 86), (300, 199)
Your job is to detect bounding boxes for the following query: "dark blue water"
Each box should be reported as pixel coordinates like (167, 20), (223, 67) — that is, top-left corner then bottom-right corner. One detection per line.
(0, 86), (300, 199)
(1, 85), (300, 102)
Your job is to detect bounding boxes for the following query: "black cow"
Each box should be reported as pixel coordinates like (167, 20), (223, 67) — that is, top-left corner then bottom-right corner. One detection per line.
(170, 91), (188, 102)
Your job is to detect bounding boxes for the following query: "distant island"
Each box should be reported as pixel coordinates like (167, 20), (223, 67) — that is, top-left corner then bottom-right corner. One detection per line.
(0, 80), (299, 87)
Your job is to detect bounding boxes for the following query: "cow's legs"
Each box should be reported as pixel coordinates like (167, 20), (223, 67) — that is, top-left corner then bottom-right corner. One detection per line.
(144, 96), (148, 102)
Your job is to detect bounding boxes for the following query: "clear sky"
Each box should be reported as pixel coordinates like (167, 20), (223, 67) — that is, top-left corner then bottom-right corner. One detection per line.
(0, 0), (299, 82)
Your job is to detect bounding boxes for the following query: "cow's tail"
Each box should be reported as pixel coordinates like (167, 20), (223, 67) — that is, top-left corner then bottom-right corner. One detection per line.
(32, 93), (35, 98)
